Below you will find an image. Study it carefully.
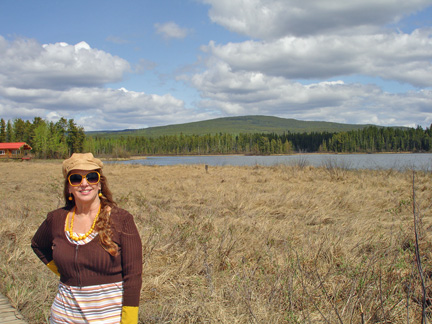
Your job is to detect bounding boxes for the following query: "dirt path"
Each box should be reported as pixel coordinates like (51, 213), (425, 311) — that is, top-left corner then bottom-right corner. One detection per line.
(0, 294), (27, 324)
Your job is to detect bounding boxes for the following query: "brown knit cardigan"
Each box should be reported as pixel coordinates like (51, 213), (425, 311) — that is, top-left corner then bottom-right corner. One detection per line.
(31, 206), (143, 306)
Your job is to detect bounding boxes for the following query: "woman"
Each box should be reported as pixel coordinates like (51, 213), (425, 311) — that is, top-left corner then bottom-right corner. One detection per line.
(32, 153), (142, 324)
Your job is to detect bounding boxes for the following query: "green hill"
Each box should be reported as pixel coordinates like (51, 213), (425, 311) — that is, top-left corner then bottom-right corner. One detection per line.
(88, 115), (374, 138)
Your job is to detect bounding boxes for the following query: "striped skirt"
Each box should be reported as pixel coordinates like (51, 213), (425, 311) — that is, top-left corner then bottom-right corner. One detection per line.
(50, 281), (123, 324)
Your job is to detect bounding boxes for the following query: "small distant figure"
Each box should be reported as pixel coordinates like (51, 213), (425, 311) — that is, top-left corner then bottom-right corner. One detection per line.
(205, 164), (209, 173)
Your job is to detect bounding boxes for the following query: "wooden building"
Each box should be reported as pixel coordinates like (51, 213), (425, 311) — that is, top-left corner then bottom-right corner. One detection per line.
(0, 142), (33, 159)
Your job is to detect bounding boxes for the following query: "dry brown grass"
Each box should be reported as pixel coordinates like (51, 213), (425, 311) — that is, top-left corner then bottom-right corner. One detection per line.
(0, 159), (431, 323)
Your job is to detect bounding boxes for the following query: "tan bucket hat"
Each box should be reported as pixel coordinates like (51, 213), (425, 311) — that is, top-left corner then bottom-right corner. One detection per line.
(62, 153), (103, 178)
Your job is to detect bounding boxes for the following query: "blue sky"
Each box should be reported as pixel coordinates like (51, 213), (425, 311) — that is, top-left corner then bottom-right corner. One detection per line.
(0, 0), (431, 131)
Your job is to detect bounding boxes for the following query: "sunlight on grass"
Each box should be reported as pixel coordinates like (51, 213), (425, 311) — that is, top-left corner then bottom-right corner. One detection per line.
(0, 160), (431, 323)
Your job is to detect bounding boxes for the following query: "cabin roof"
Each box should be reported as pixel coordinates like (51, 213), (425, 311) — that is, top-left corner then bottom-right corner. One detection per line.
(0, 142), (32, 150)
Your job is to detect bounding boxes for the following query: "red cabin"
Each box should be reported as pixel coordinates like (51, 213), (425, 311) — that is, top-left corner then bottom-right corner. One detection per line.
(0, 142), (33, 160)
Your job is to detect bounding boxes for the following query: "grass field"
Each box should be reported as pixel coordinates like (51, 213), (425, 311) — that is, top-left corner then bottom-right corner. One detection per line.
(0, 159), (431, 323)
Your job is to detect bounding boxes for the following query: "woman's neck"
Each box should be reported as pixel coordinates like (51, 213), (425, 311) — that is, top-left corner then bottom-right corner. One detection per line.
(74, 198), (101, 216)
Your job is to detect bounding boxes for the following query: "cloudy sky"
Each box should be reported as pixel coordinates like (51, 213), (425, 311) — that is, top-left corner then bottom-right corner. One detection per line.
(0, 0), (431, 131)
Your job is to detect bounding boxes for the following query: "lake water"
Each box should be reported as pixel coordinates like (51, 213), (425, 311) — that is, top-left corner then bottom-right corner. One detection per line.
(107, 153), (432, 171)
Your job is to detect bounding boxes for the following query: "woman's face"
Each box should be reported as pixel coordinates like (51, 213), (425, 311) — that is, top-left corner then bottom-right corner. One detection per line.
(68, 169), (101, 205)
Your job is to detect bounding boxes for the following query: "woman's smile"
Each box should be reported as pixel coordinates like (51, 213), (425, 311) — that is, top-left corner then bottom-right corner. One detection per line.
(78, 188), (93, 195)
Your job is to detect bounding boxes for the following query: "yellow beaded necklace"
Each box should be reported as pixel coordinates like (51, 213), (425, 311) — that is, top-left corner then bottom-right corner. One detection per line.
(69, 204), (101, 241)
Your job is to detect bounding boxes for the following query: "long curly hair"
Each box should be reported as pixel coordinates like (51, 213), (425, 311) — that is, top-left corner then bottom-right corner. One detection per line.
(63, 169), (119, 256)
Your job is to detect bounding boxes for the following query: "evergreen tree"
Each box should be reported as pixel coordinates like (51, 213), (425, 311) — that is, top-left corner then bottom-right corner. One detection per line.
(24, 120), (32, 143)
(0, 118), (6, 142)
(13, 118), (26, 142)
(67, 119), (85, 154)
(6, 120), (14, 142)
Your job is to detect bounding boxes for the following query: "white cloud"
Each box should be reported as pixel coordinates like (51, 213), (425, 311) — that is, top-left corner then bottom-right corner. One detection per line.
(154, 22), (190, 39)
(0, 36), (210, 130)
(202, 0), (431, 39)
(0, 37), (131, 90)
(188, 60), (432, 127)
(202, 28), (432, 87)
(0, 85), (205, 130)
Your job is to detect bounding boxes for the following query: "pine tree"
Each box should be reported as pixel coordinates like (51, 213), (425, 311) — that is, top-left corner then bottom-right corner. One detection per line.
(13, 118), (26, 142)
(0, 118), (6, 142)
(67, 119), (85, 154)
(6, 120), (14, 142)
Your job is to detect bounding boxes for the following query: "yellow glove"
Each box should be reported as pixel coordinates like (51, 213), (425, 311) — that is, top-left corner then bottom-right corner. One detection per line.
(46, 260), (60, 277)
(121, 306), (139, 324)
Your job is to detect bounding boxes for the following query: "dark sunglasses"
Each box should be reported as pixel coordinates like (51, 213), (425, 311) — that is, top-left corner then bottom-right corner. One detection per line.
(68, 171), (101, 186)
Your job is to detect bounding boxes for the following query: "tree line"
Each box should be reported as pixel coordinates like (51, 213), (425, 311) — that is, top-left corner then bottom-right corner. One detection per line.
(88, 126), (432, 156)
(1, 117), (431, 158)
(323, 125), (432, 153)
(0, 117), (85, 158)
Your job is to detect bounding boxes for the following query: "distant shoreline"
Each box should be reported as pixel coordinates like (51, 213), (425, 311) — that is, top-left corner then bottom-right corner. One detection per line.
(121, 151), (419, 160)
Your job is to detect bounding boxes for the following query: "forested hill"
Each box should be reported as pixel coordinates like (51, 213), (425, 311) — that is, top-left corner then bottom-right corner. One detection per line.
(87, 115), (374, 138)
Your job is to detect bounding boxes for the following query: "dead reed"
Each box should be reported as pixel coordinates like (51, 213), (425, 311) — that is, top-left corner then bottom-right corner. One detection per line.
(0, 159), (431, 323)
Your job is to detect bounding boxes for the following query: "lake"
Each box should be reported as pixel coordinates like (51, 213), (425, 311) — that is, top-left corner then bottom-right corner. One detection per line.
(107, 153), (432, 171)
